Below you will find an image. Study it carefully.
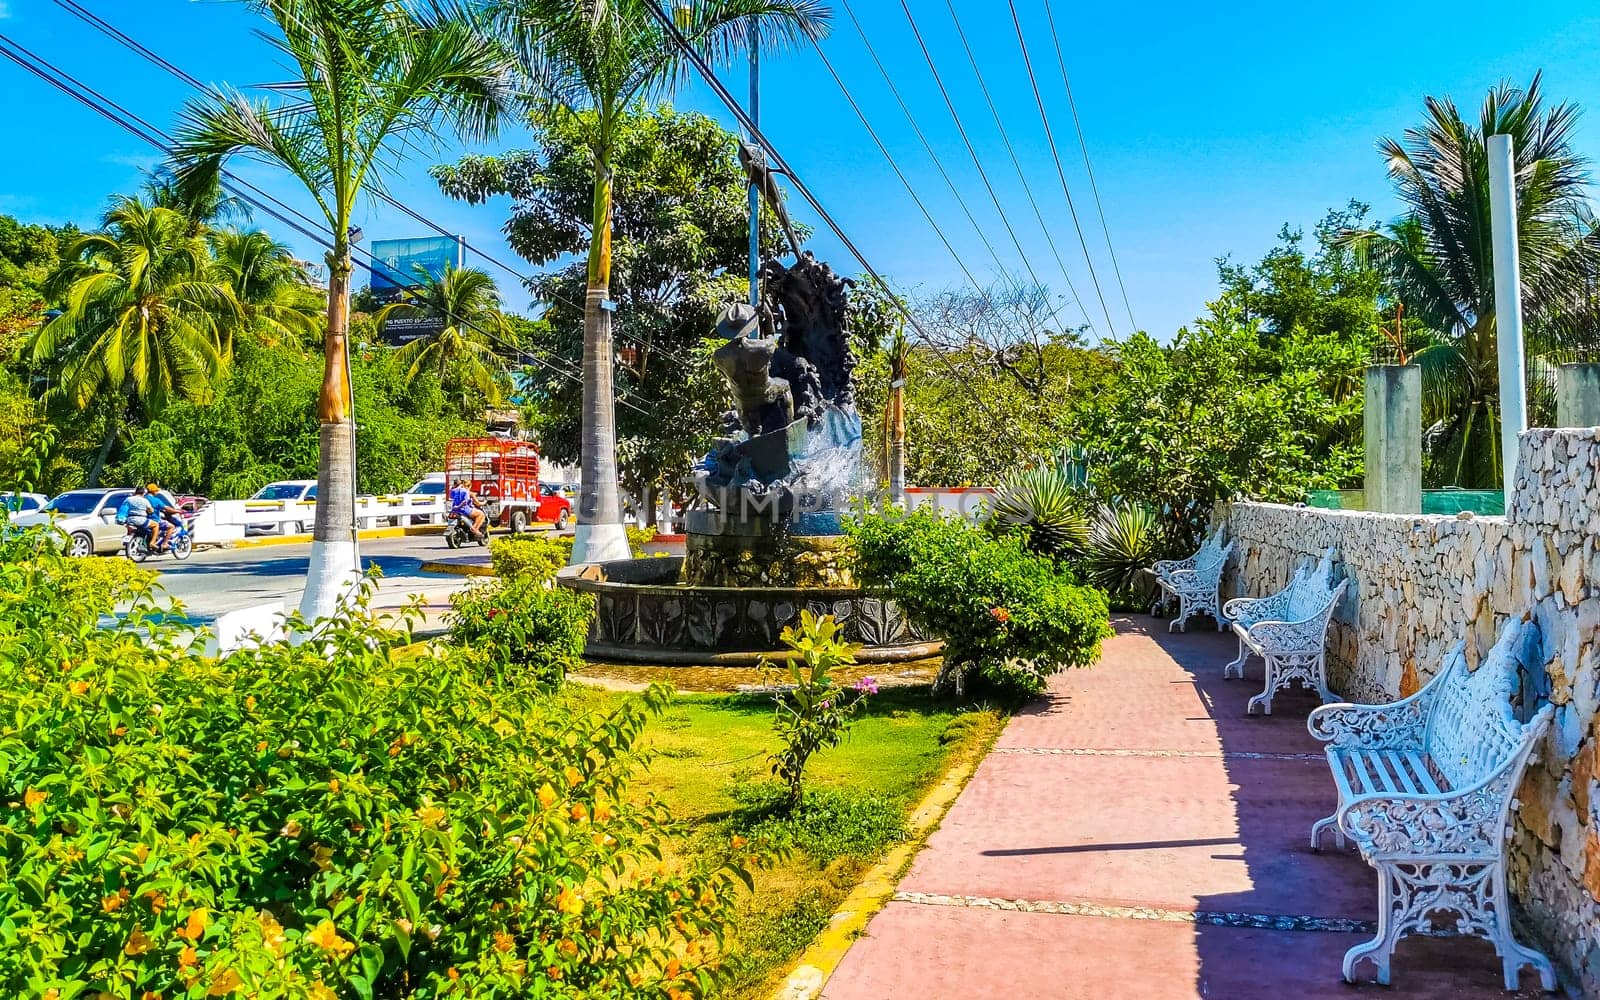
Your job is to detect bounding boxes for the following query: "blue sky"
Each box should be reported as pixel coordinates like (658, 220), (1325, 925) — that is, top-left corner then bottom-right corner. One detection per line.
(2, 0), (1598, 340)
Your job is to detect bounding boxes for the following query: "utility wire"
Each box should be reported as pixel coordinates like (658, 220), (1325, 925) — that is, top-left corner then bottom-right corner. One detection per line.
(0, 32), (655, 420)
(49, 0), (698, 374)
(939, 0), (1096, 338)
(832, 0), (1012, 297)
(641, 1), (1020, 433)
(891, 0), (1083, 338)
(1003, 0), (1119, 338)
(1041, 0), (1137, 331)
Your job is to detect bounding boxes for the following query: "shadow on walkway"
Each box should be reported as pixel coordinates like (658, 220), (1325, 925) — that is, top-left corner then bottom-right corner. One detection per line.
(819, 614), (1554, 999)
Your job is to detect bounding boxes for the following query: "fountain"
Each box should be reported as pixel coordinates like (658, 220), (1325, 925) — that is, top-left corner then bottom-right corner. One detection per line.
(557, 253), (937, 666)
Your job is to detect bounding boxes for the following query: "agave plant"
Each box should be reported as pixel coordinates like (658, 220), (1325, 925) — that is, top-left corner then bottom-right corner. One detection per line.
(1087, 501), (1162, 606)
(991, 461), (1090, 560)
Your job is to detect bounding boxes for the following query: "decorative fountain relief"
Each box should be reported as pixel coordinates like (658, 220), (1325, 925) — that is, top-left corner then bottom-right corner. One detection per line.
(558, 251), (935, 665)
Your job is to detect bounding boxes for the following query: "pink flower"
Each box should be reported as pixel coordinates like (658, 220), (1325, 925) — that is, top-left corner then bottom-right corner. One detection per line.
(852, 676), (879, 695)
(989, 607), (1010, 624)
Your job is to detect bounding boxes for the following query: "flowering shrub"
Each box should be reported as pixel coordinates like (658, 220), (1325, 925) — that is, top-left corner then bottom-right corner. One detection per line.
(447, 577), (594, 685)
(0, 528), (740, 999)
(764, 612), (873, 804)
(850, 509), (1112, 700)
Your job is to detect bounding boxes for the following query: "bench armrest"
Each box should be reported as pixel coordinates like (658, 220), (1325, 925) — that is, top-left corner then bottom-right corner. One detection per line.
(1152, 556), (1194, 581)
(1224, 590), (1292, 628)
(1338, 782), (1511, 857)
(1308, 690), (1435, 750)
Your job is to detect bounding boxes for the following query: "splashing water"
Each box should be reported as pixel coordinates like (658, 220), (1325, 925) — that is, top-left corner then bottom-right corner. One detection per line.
(790, 404), (863, 534)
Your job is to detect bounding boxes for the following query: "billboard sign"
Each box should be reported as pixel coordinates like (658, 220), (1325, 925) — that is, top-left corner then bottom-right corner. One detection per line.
(369, 235), (464, 344)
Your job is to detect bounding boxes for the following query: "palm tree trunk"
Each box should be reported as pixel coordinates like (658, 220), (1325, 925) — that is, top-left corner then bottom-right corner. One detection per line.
(299, 250), (361, 624)
(85, 401), (121, 488)
(888, 382), (906, 504)
(571, 156), (629, 564)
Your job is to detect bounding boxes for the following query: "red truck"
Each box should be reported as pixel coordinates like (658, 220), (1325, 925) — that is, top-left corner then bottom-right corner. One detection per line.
(443, 437), (572, 535)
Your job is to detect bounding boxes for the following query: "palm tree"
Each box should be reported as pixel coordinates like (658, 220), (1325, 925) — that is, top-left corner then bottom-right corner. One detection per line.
(28, 198), (237, 485)
(172, 0), (513, 622)
(1343, 74), (1600, 486)
(210, 228), (323, 348)
(482, 0), (830, 563)
(883, 325), (908, 504)
(374, 264), (509, 401)
(144, 156), (252, 234)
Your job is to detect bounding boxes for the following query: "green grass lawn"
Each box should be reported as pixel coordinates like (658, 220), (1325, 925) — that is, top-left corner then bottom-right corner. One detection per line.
(573, 683), (1002, 999)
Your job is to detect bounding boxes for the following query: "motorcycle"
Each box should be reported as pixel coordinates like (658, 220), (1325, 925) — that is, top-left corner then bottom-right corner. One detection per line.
(124, 516), (194, 562)
(444, 510), (488, 549)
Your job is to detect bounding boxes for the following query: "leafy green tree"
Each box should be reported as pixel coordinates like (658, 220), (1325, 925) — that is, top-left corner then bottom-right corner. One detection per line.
(173, 0), (513, 620)
(435, 104), (796, 517)
(209, 227), (322, 348)
(1342, 75), (1600, 486)
(463, 0), (829, 562)
(375, 264), (509, 402)
(27, 198), (237, 485)
(0, 215), (72, 338)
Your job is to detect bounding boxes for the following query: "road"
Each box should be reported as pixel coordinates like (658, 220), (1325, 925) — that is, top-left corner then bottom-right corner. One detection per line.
(141, 533), (475, 625)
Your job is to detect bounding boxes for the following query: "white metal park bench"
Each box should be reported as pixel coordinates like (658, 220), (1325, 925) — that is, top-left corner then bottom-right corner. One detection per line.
(1306, 616), (1557, 992)
(1150, 529), (1233, 633)
(1222, 547), (1347, 715)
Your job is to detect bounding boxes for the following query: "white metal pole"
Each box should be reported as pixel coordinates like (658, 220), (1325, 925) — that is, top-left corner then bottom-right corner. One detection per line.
(1487, 133), (1527, 502)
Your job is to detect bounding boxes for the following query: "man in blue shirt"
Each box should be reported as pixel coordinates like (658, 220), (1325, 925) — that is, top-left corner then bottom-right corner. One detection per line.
(449, 479), (487, 540)
(146, 482), (182, 550)
(116, 485), (157, 545)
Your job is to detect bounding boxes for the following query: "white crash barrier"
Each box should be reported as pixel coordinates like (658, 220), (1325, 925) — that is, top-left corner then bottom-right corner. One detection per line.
(191, 494), (447, 544)
(203, 602), (286, 657)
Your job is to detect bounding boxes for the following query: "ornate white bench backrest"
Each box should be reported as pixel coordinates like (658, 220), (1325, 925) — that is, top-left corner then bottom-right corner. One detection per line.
(1425, 618), (1533, 791)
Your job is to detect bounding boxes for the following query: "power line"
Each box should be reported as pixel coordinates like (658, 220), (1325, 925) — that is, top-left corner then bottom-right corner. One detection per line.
(939, 0), (1097, 338)
(49, 0), (699, 374)
(641, 1), (1021, 434)
(832, 0), (1013, 297)
(1003, 0), (1119, 338)
(891, 0), (1085, 338)
(1040, 0), (1137, 331)
(0, 31), (655, 420)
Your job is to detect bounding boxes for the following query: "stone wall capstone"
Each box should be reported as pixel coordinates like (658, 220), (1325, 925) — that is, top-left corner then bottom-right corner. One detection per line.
(1224, 427), (1600, 994)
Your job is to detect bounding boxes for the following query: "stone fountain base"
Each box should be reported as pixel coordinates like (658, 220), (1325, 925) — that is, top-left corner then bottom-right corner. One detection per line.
(557, 556), (939, 666)
(681, 528), (855, 589)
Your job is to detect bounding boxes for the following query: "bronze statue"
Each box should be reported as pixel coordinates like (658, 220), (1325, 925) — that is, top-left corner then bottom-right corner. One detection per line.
(738, 140), (802, 260)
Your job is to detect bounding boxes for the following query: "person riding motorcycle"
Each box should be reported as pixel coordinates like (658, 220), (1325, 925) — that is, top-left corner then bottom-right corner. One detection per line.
(448, 479), (488, 541)
(146, 482), (184, 550)
(115, 485), (158, 547)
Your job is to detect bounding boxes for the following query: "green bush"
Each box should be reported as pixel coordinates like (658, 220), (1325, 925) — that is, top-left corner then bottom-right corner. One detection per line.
(850, 509), (1112, 700)
(1086, 501), (1164, 610)
(0, 530), (737, 999)
(488, 534), (574, 581)
(761, 612), (873, 804)
(447, 577), (594, 686)
(990, 459), (1090, 561)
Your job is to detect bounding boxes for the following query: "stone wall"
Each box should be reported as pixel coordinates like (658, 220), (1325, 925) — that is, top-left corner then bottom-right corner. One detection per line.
(1224, 427), (1600, 994)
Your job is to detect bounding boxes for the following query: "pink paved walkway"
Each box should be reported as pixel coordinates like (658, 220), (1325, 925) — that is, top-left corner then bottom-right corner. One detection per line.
(821, 616), (1555, 999)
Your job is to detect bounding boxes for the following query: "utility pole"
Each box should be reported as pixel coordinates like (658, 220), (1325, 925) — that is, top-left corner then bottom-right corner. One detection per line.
(748, 23), (761, 308)
(1487, 133), (1528, 501)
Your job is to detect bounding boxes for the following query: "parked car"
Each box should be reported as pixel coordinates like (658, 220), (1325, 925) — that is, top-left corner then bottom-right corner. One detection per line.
(2, 491), (48, 519)
(405, 474), (446, 524)
(537, 483), (572, 530)
(12, 488), (134, 557)
(176, 494), (209, 516)
(245, 480), (317, 535)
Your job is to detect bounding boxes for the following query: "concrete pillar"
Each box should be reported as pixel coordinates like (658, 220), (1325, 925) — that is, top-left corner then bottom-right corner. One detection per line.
(1364, 365), (1422, 514)
(1556, 363), (1600, 427)
(1486, 134), (1528, 502)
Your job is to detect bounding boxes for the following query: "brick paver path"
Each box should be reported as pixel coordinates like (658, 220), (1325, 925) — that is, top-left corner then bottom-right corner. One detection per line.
(821, 616), (1555, 999)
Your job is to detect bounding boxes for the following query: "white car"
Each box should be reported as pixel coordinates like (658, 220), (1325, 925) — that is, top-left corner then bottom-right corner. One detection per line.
(405, 474), (446, 524)
(2, 492), (48, 520)
(245, 480), (318, 535)
(12, 488), (134, 557)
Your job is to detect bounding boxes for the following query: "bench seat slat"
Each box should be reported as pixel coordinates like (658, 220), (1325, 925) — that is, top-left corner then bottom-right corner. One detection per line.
(1403, 751), (1445, 795)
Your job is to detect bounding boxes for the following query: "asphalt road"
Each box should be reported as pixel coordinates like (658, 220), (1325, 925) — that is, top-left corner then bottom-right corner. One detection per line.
(141, 533), (473, 623)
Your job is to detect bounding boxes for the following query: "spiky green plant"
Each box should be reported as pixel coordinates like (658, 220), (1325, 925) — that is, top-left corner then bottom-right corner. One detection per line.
(1087, 501), (1162, 606)
(991, 461), (1090, 560)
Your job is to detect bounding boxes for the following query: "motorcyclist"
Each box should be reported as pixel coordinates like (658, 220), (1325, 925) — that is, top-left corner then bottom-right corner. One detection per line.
(115, 485), (158, 547)
(448, 478), (488, 541)
(146, 482), (183, 550)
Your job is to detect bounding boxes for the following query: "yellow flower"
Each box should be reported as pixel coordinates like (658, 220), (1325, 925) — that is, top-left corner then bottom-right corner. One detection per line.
(205, 968), (242, 996)
(311, 844), (335, 872)
(124, 925), (154, 956)
(23, 787), (46, 810)
(564, 766), (582, 788)
(570, 802), (588, 822)
(307, 984), (337, 1000)
(416, 804), (447, 829)
(177, 907), (210, 942)
(305, 919), (354, 960)
(68, 680), (90, 696)
(258, 910), (286, 957)
(537, 783), (557, 809)
(279, 819), (302, 838)
(493, 930), (515, 953)
(327, 778), (340, 794)
(244, 695), (256, 710)
(557, 937), (578, 957)
(554, 887), (583, 916)
(101, 888), (129, 913)
(178, 946), (198, 968)
(594, 802), (613, 822)
(730, 835), (748, 850)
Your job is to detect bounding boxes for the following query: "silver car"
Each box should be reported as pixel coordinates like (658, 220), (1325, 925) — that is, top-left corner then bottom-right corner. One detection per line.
(12, 488), (134, 557)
